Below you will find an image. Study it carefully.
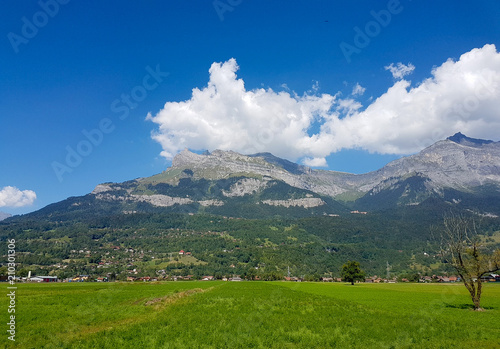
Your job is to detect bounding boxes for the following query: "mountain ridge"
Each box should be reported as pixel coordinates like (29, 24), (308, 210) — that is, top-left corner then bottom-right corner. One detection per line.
(161, 133), (500, 198)
(10, 133), (500, 221)
(3, 134), (499, 281)
(447, 132), (494, 147)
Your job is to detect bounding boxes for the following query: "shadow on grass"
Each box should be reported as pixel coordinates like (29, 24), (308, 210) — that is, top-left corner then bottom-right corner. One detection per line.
(444, 303), (495, 310)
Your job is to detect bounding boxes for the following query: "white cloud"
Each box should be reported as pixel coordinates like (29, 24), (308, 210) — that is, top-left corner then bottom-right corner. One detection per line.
(148, 45), (500, 166)
(310, 81), (320, 93)
(303, 157), (328, 167)
(352, 83), (366, 96)
(0, 186), (36, 207)
(147, 58), (337, 163)
(384, 62), (415, 79)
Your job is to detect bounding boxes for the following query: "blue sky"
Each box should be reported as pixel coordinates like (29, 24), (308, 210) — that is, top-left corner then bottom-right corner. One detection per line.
(1, 0), (500, 215)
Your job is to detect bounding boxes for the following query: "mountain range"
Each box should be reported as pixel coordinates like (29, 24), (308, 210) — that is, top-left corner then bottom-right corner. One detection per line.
(16, 132), (500, 221)
(3, 133), (500, 278)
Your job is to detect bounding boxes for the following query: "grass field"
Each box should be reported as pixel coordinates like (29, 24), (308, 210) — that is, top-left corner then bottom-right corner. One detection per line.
(2, 281), (500, 348)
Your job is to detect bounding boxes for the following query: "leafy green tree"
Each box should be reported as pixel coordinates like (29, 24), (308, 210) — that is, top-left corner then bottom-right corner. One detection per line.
(18, 268), (29, 277)
(341, 261), (365, 285)
(397, 272), (420, 282)
(304, 273), (321, 282)
(262, 271), (283, 281)
(245, 268), (258, 280)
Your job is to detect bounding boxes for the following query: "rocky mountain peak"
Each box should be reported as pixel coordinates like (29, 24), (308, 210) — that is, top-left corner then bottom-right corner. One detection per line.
(21, 133), (500, 221)
(165, 135), (500, 199)
(447, 132), (495, 147)
(171, 148), (309, 175)
(171, 148), (204, 168)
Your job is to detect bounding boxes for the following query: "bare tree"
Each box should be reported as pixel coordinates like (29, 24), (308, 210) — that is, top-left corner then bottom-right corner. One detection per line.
(440, 212), (500, 311)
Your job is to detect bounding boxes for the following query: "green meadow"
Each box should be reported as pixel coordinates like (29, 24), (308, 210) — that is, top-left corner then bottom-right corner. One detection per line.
(2, 281), (500, 348)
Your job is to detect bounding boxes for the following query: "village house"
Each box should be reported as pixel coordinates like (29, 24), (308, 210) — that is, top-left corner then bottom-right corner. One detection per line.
(70, 275), (89, 282)
(437, 276), (450, 283)
(420, 276), (433, 283)
(30, 276), (58, 283)
(481, 274), (500, 282)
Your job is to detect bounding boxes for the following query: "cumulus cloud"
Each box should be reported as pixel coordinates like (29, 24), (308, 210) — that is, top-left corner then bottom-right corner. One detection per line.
(147, 58), (337, 165)
(0, 186), (36, 207)
(303, 157), (328, 167)
(352, 83), (366, 96)
(148, 44), (500, 166)
(384, 62), (415, 79)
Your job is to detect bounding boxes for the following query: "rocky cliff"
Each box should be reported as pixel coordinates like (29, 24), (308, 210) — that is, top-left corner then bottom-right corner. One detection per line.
(19, 133), (500, 220)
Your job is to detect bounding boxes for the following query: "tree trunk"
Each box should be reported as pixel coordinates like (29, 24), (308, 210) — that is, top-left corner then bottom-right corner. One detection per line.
(463, 278), (483, 311)
(473, 279), (483, 311)
(472, 296), (483, 311)
(351, 280), (354, 285)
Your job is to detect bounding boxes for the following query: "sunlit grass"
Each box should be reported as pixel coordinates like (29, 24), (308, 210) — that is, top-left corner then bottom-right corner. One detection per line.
(2, 282), (499, 348)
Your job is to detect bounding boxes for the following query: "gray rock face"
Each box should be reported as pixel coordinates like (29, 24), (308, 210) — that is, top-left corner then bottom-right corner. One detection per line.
(198, 200), (224, 207)
(168, 149), (352, 197)
(379, 140), (500, 189)
(222, 178), (270, 197)
(130, 194), (193, 207)
(261, 198), (326, 208)
(92, 134), (500, 209)
(91, 184), (114, 194)
(96, 192), (224, 207)
(167, 135), (500, 200)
